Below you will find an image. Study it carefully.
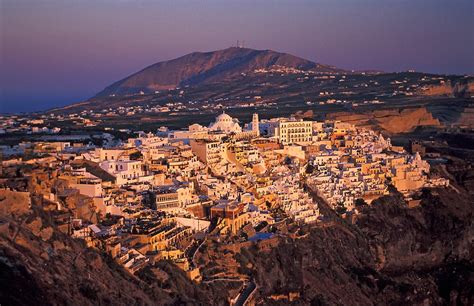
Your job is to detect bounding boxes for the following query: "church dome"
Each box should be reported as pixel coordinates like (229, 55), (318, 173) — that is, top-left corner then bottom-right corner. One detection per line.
(216, 112), (233, 122)
(209, 112), (242, 133)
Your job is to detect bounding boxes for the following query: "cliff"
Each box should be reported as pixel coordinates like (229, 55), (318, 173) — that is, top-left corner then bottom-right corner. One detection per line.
(0, 188), (229, 305)
(327, 107), (441, 134)
(1, 163), (472, 305)
(231, 186), (473, 305)
(418, 80), (474, 98)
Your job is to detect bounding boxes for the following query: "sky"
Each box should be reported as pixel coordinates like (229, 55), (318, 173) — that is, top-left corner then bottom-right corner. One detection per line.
(1, 0), (473, 113)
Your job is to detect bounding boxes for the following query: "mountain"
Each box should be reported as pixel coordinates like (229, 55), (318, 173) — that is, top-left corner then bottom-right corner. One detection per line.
(95, 47), (343, 97)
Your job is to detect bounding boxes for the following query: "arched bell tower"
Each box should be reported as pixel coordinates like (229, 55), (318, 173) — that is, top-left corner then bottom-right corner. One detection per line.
(252, 113), (259, 137)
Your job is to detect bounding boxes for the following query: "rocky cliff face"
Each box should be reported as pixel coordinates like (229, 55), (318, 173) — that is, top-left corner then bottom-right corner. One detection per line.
(233, 185), (472, 305)
(0, 189), (164, 305)
(0, 188), (227, 305)
(1, 164), (472, 305)
(327, 107), (441, 134)
(418, 80), (474, 98)
(456, 105), (474, 128)
(187, 162), (473, 305)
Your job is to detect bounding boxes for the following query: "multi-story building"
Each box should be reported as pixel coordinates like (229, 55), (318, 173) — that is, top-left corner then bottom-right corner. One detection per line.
(210, 201), (249, 235)
(190, 139), (225, 164)
(100, 160), (148, 186)
(275, 119), (313, 145)
(96, 147), (134, 162)
(154, 184), (195, 211)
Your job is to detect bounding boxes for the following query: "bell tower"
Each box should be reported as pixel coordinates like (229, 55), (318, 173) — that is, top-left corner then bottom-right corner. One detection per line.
(252, 113), (259, 137)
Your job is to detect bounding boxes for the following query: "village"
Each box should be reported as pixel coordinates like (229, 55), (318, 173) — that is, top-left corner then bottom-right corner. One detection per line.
(0, 111), (449, 283)
(0, 72), (460, 138)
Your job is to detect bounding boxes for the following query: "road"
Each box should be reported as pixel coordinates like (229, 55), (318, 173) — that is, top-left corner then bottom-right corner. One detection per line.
(234, 281), (256, 306)
(202, 277), (247, 284)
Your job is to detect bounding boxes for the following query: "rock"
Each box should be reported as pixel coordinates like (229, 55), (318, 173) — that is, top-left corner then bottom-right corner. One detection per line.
(418, 80), (474, 98)
(39, 227), (53, 241)
(0, 190), (31, 217)
(89, 254), (103, 270)
(26, 218), (43, 236)
(53, 240), (67, 251)
(327, 107), (440, 134)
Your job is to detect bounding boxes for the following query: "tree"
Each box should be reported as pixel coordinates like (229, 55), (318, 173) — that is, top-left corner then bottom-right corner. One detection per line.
(336, 204), (347, 215)
(129, 151), (143, 160)
(355, 198), (367, 207)
(305, 163), (315, 174)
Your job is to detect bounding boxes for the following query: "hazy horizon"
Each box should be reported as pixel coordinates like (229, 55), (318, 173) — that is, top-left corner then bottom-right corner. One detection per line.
(1, 0), (473, 113)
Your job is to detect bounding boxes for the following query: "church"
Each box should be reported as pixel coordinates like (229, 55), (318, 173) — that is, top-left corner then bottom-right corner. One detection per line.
(208, 112), (243, 134)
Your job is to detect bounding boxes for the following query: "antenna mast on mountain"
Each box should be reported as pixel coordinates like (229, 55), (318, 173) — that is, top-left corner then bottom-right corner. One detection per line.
(235, 40), (245, 48)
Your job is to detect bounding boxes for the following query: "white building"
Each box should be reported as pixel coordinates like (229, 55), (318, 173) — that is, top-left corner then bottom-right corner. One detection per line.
(208, 112), (242, 134)
(100, 160), (148, 186)
(276, 120), (313, 145)
(190, 139), (225, 164)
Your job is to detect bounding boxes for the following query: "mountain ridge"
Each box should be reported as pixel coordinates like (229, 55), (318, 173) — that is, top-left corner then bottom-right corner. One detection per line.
(95, 47), (344, 97)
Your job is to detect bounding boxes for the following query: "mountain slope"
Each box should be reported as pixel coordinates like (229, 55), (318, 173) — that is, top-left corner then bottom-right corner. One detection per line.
(95, 47), (342, 97)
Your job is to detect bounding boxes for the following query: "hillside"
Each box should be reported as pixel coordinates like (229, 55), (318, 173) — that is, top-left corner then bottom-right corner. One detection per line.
(1, 164), (472, 305)
(327, 107), (441, 134)
(194, 166), (474, 305)
(0, 188), (230, 305)
(95, 47), (343, 97)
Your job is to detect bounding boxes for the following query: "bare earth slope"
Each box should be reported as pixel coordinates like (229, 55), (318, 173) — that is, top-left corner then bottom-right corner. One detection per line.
(327, 107), (441, 134)
(418, 80), (474, 98)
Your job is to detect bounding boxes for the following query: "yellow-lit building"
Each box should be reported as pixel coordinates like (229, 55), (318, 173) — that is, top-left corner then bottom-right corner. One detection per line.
(275, 120), (313, 145)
